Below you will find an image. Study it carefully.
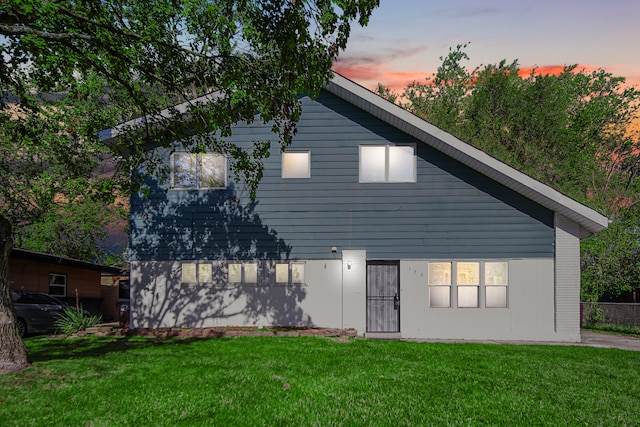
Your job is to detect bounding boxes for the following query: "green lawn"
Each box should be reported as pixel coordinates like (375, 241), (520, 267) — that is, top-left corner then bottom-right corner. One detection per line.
(1, 335), (639, 426)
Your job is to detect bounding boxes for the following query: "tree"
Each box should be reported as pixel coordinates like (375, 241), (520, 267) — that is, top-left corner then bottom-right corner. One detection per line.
(380, 44), (640, 301)
(581, 204), (640, 302)
(0, 0), (379, 372)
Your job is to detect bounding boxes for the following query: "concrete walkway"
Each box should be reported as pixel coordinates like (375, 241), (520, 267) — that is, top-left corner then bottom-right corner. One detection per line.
(580, 331), (640, 352)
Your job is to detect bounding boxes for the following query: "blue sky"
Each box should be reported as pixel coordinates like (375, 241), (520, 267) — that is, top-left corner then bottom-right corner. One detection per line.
(335, 0), (640, 91)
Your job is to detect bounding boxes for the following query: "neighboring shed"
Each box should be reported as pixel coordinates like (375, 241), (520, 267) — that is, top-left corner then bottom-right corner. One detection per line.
(101, 73), (608, 342)
(9, 248), (123, 320)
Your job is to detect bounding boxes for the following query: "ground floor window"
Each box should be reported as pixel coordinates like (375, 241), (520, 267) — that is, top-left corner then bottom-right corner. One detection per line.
(49, 273), (67, 297)
(228, 263), (258, 284)
(428, 261), (508, 308)
(181, 261), (305, 286)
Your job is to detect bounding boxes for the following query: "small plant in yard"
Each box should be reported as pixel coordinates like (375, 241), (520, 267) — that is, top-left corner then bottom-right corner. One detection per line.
(54, 289), (102, 335)
(54, 306), (102, 335)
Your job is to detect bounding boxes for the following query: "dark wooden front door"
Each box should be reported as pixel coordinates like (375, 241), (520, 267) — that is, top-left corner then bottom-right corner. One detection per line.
(366, 261), (400, 333)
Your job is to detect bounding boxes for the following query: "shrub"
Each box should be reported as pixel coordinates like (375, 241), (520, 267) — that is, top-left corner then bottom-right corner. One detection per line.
(54, 306), (102, 335)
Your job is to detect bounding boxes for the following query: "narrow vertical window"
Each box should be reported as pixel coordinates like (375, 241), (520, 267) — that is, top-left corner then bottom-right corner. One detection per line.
(181, 263), (197, 283)
(457, 262), (479, 308)
(485, 262), (508, 308)
(428, 262), (451, 308)
(228, 263), (242, 283)
(275, 263), (289, 284)
(291, 263), (305, 284)
(282, 151), (311, 178)
(244, 263), (258, 284)
(198, 263), (212, 283)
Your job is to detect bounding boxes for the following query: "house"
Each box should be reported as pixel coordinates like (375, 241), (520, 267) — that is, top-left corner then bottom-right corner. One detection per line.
(9, 248), (124, 320)
(100, 73), (608, 342)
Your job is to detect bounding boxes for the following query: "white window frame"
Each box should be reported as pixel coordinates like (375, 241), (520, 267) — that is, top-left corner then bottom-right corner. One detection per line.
(456, 262), (480, 308)
(282, 151), (311, 179)
(171, 152), (227, 189)
(48, 273), (67, 297)
(428, 261), (509, 309)
(359, 144), (416, 183)
(485, 262), (508, 308)
(275, 262), (306, 285)
(228, 262), (259, 284)
(428, 262), (451, 308)
(181, 262), (212, 284)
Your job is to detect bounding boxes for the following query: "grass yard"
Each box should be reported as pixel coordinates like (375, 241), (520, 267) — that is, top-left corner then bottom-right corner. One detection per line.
(1, 335), (640, 426)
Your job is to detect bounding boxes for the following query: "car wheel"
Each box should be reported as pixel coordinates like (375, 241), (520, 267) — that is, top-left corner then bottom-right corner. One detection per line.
(16, 318), (27, 338)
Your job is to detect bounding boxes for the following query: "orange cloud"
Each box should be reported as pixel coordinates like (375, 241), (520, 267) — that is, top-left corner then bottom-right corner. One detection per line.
(337, 61), (640, 93)
(333, 60), (431, 92)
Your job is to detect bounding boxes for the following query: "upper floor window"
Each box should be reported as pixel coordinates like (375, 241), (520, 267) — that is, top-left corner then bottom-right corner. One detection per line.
(172, 152), (226, 189)
(49, 273), (67, 297)
(359, 144), (416, 183)
(282, 151), (311, 178)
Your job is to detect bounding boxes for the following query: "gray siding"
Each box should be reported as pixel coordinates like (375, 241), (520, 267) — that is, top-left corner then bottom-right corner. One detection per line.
(130, 91), (554, 261)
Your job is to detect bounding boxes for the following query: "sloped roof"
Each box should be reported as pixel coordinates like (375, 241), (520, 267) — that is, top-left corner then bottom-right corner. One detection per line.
(99, 73), (609, 235)
(324, 73), (609, 235)
(10, 249), (122, 274)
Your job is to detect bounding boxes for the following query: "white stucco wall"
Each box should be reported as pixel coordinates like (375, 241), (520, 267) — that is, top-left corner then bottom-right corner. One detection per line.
(129, 259), (344, 330)
(130, 230), (579, 342)
(399, 259), (560, 341)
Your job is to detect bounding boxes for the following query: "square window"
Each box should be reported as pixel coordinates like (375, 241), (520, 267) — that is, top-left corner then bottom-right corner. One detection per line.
(172, 152), (226, 189)
(485, 262), (508, 285)
(457, 262), (479, 285)
(430, 286), (450, 308)
(458, 286), (479, 308)
(282, 151), (310, 178)
(486, 286), (507, 308)
(360, 145), (416, 183)
(428, 262), (451, 285)
(388, 146), (416, 182)
(49, 273), (67, 297)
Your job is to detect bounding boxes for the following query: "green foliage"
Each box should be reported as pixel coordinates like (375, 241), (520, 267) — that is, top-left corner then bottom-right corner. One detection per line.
(384, 44), (640, 300)
(0, 0), (379, 366)
(2, 336), (640, 425)
(53, 306), (102, 335)
(581, 205), (640, 301)
(392, 44), (640, 212)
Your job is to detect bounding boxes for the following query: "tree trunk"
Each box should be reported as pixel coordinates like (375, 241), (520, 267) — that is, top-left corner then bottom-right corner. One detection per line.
(0, 215), (29, 373)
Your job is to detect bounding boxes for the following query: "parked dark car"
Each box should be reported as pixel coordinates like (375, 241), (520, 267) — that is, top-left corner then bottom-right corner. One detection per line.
(11, 290), (68, 337)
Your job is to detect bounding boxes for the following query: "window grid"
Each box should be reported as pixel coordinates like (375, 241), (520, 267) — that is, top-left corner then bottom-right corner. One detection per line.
(428, 261), (508, 309)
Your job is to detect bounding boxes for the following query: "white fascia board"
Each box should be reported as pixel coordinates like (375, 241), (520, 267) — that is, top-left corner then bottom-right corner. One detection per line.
(325, 73), (609, 234)
(98, 92), (223, 145)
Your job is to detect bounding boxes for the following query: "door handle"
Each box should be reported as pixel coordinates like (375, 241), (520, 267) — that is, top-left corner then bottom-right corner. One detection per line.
(394, 293), (400, 310)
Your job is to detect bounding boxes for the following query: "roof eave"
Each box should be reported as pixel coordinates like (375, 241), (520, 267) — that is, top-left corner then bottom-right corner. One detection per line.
(324, 73), (609, 235)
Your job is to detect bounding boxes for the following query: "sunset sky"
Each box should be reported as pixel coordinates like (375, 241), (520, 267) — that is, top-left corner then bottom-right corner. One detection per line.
(335, 0), (640, 92)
